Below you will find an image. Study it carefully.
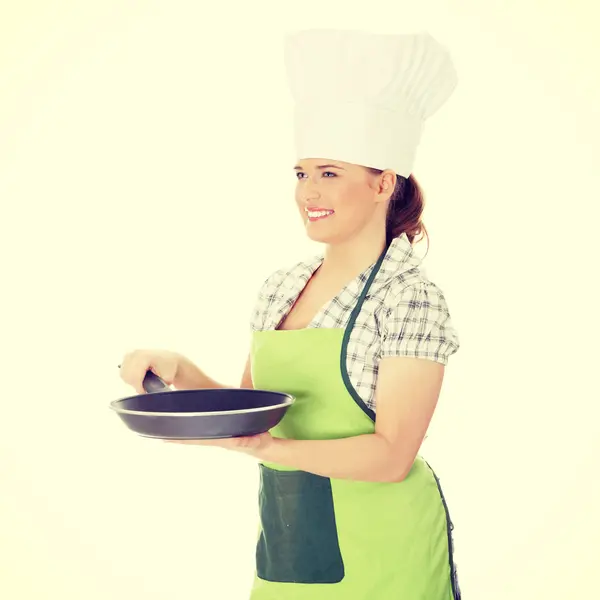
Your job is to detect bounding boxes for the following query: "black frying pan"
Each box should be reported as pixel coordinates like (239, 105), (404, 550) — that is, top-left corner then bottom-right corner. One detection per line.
(110, 370), (294, 440)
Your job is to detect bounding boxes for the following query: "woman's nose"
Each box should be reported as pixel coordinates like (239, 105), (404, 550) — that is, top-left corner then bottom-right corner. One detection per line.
(301, 178), (321, 202)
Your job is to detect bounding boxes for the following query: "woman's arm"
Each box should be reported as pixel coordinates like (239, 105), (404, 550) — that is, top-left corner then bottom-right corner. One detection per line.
(250, 356), (445, 482)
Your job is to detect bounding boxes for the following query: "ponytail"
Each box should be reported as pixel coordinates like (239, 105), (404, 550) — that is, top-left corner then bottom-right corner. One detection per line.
(366, 168), (429, 253)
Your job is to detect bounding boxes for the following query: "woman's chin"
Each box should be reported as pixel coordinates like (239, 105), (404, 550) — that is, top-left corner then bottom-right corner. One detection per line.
(304, 228), (333, 244)
(303, 219), (335, 242)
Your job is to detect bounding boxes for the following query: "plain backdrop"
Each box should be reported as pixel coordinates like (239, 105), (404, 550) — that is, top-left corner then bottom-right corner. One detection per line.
(1, 1), (598, 598)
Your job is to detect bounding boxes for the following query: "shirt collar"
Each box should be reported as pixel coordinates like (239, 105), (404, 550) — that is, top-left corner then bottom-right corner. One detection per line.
(279, 232), (423, 299)
(376, 232), (423, 283)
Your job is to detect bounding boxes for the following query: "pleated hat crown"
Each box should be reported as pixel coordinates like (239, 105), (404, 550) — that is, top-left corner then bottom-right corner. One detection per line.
(284, 29), (458, 177)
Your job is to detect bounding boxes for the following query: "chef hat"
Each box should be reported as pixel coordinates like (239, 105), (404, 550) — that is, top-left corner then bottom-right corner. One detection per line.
(284, 29), (458, 177)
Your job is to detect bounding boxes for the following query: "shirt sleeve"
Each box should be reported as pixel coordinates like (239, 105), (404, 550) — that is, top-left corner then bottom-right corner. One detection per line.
(380, 281), (460, 365)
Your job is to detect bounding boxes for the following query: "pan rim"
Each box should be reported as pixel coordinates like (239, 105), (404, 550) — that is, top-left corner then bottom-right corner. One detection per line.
(109, 395), (295, 417)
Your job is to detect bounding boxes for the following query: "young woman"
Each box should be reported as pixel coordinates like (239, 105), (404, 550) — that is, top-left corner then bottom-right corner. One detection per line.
(120, 29), (462, 599)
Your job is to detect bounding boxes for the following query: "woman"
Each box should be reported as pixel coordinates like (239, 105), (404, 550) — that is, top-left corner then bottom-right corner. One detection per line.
(120, 29), (462, 599)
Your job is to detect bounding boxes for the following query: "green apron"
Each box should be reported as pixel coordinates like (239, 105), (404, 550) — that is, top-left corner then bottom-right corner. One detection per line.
(249, 256), (461, 599)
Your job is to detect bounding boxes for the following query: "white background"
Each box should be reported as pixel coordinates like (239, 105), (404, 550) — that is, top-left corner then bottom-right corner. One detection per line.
(1, 1), (598, 598)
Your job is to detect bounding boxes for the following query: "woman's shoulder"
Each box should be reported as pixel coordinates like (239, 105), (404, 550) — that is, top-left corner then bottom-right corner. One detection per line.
(380, 268), (451, 308)
(365, 234), (450, 310)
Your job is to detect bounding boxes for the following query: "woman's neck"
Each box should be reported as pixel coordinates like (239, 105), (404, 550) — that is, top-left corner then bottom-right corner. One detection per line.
(321, 230), (388, 281)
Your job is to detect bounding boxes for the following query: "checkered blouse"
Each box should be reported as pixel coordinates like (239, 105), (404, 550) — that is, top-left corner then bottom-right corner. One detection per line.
(250, 233), (460, 413)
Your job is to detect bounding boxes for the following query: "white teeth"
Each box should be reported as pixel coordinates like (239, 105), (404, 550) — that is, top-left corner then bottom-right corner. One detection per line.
(306, 210), (333, 218)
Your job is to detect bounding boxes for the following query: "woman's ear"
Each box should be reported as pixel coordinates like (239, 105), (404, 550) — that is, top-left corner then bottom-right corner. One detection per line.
(375, 170), (396, 203)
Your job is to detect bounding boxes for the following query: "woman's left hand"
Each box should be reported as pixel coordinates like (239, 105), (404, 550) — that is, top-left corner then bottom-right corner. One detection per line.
(164, 432), (273, 454)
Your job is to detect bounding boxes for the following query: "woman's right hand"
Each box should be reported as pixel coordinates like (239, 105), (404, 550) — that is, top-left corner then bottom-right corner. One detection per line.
(119, 349), (183, 395)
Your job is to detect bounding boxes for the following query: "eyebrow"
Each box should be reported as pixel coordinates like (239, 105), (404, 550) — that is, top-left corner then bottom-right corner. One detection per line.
(293, 164), (346, 171)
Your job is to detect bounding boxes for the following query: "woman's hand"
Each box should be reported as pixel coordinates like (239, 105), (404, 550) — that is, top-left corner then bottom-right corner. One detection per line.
(120, 348), (225, 392)
(165, 432), (274, 455)
(119, 348), (183, 394)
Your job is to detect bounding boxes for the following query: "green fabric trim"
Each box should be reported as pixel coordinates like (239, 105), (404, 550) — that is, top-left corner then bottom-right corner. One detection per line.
(339, 246), (389, 423)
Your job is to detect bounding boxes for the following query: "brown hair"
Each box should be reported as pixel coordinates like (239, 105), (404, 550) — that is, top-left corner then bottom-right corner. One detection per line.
(366, 168), (429, 253)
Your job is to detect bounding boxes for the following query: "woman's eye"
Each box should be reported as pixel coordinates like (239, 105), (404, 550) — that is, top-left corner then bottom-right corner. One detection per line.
(295, 171), (336, 180)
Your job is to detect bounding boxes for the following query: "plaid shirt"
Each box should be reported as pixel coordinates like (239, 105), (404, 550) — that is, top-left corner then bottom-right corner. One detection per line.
(250, 233), (460, 413)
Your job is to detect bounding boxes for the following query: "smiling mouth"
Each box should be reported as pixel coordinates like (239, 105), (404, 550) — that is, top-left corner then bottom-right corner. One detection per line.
(306, 209), (334, 221)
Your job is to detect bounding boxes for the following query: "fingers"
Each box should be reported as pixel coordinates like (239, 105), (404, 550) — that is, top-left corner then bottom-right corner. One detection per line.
(153, 361), (177, 387)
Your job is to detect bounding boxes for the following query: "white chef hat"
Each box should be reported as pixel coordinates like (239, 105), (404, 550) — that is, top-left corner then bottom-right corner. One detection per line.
(284, 29), (458, 177)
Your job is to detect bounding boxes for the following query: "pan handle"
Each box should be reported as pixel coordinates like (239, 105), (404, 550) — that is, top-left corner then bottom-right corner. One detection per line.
(117, 364), (170, 394)
(142, 370), (171, 393)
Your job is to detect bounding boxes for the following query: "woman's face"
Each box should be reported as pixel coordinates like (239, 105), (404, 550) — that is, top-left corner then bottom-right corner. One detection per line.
(294, 158), (394, 245)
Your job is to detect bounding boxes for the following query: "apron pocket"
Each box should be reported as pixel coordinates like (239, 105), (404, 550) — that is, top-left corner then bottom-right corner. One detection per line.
(256, 464), (345, 584)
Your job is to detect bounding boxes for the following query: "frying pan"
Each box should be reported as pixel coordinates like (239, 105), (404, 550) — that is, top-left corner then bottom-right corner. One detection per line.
(110, 370), (294, 440)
